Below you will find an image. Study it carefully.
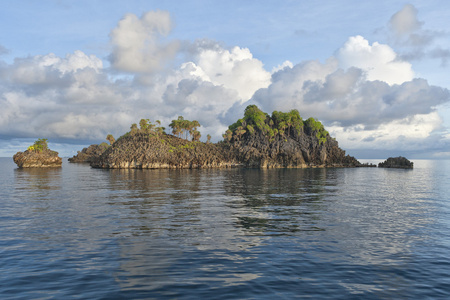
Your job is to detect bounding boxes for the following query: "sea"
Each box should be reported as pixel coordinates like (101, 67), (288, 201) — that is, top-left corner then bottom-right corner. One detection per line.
(1, 157), (449, 299)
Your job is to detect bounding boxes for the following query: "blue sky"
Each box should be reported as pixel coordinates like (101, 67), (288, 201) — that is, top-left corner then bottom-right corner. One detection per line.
(1, 0), (449, 158)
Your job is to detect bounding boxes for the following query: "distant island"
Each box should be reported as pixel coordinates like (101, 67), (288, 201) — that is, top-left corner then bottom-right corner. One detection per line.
(80, 105), (364, 169)
(13, 138), (62, 168)
(378, 156), (413, 169)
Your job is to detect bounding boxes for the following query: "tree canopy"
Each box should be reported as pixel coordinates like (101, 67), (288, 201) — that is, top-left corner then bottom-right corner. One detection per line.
(27, 138), (48, 152)
(224, 105), (328, 144)
(169, 116), (201, 141)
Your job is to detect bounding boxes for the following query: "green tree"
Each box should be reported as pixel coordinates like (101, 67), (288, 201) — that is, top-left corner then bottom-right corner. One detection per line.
(106, 134), (115, 145)
(28, 138), (48, 152)
(130, 123), (138, 135)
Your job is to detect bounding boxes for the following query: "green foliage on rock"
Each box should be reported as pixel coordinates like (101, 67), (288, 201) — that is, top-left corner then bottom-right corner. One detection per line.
(304, 117), (329, 144)
(27, 138), (48, 152)
(169, 116), (201, 141)
(226, 105), (309, 142)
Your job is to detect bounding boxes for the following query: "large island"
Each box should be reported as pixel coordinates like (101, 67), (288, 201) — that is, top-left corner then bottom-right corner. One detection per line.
(90, 105), (361, 169)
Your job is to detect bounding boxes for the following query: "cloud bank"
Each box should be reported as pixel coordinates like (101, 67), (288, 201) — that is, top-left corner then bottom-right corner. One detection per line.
(1, 7), (450, 157)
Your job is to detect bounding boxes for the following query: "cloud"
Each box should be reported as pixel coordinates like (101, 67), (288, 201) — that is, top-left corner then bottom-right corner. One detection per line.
(0, 45), (8, 55)
(0, 50), (130, 141)
(336, 35), (414, 85)
(236, 35), (450, 152)
(109, 10), (179, 73)
(1, 9), (450, 158)
(387, 4), (449, 65)
(389, 4), (423, 37)
(186, 41), (272, 101)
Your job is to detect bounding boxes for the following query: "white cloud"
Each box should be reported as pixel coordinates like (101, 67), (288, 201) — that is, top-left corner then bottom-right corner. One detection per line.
(190, 44), (271, 101)
(109, 11), (179, 73)
(389, 4), (422, 36)
(336, 35), (414, 85)
(386, 4), (449, 65)
(1, 8), (450, 158)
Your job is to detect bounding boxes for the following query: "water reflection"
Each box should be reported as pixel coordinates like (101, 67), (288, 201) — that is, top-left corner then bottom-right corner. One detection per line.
(2, 157), (448, 298)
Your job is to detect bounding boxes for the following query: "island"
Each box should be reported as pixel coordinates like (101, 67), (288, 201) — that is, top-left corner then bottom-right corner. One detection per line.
(68, 143), (110, 163)
(89, 105), (363, 169)
(13, 138), (62, 168)
(378, 156), (414, 169)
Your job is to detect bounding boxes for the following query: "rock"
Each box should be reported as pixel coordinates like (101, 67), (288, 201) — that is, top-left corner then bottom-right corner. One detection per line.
(91, 133), (239, 169)
(378, 156), (413, 169)
(69, 143), (109, 163)
(13, 149), (62, 168)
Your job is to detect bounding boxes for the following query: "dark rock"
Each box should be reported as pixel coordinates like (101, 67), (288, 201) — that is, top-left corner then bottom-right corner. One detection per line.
(378, 156), (413, 169)
(13, 149), (62, 168)
(225, 126), (360, 168)
(91, 126), (361, 169)
(91, 133), (239, 169)
(69, 143), (109, 163)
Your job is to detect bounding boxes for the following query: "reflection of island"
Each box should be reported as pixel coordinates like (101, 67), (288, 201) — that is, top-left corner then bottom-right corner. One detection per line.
(106, 168), (266, 291)
(87, 105), (362, 169)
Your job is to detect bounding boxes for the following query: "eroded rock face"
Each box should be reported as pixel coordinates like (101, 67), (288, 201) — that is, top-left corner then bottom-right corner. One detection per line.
(69, 143), (109, 163)
(90, 133), (239, 169)
(225, 129), (360, 168)
(13, 150), (62, 168)
(378, 156), (413, 169)
(91, 127), (361, 170)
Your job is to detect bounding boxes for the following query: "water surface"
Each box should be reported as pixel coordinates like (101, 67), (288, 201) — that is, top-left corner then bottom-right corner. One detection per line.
(1, 158), (449, 299)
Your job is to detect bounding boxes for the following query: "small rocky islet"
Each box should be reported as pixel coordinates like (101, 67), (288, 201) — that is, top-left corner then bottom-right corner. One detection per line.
(13, 138), (62, 168)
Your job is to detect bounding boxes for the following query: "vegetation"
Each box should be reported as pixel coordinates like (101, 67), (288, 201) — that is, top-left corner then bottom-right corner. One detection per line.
(27, 138), (49, 152)
(169, 116), (201, 141)
(224, 105), (329, 144)
(106, 134), (115, 145)
(304, 117), (329, 144)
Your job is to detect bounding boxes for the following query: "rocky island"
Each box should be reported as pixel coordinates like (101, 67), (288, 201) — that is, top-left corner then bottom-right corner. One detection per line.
(68, 142), (110, 163)
(90, 105), (362, 169)
(378, 156), (414, 169)
(13, 138), (62, 168)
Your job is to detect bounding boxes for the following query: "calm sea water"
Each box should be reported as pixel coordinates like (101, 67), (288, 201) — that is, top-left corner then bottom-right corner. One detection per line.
(1, 157), (449, 299)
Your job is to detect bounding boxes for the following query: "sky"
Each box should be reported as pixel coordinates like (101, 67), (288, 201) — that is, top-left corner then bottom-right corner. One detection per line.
(1, 0), (450, 159)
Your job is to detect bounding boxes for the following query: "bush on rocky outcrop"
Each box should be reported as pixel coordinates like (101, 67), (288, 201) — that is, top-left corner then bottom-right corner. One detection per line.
(13, 139), (62, 168)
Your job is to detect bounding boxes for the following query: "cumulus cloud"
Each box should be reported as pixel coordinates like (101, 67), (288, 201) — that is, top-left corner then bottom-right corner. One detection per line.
(337, 35), (414, 85)
(1, 8), (450, 158)
(109, 10), (179, 73)
(0, 50), (130, 141)
(186, 41), (272, 101)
